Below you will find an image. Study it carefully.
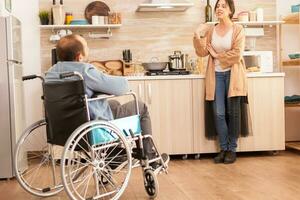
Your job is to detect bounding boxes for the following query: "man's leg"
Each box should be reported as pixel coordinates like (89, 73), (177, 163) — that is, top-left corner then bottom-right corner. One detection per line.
(108, 100), (154, 159)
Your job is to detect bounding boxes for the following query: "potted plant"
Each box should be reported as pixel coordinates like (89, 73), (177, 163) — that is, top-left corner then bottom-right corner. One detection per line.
(39, 11), (50, 25)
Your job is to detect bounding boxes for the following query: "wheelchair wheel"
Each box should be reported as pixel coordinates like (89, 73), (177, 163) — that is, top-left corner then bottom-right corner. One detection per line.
(14, 119), (64, 197)
(144, 169), (159, 199)
(61, 120), (132, 200)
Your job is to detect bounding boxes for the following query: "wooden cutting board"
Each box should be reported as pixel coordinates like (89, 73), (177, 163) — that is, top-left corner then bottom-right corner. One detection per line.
(84, 1), (110, 24)
(90, 60), (124, 76)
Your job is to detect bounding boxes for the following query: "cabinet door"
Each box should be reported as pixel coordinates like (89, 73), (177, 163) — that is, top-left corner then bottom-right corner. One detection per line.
(192, 79), (219, 153)
(145, 80), (194, 155)
(238, 77), (285, 151)
(115, 81), (145, 104)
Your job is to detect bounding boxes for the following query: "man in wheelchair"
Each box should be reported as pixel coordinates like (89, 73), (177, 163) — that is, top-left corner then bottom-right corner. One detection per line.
(45, 34), (169, 169)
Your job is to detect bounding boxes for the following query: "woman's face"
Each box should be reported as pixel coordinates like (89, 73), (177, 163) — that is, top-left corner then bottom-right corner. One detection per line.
(215, 0), (231, 20)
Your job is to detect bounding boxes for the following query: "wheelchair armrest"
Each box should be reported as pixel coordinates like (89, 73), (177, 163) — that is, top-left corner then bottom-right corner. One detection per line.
(91, 91), (137, 100)
(88, 91), (140, 114)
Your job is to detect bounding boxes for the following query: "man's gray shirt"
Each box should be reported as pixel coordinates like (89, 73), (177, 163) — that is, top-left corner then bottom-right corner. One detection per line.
(45, 61), (129, 120)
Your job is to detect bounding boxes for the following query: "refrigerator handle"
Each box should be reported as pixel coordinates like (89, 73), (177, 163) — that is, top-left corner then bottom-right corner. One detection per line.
(7, 59), (22, 65)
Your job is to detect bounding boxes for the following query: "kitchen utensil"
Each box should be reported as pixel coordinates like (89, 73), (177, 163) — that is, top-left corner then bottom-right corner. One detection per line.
(92, 15), (99, 25)
(70, 19), (89, 25)
(105, 61), (123, 70)
(256, 8), (264, 21)
(249, 11), (256, 21)
(291, 4), (300, 13)
(52, 4), (65, 25)
(288, 53), (300, 59)
(90, 60), (124, 76)
(168, 51), (186, 71)
(98, 16), (105, 24)
(49, 34), (60, 42)
(65, 12), (73, 25)
(84, 1), (110, 24)
(108, 12), (122, 24)
(238, 11), (249, 22)
(122, 49), (132, 63)
(142, 57), (168, 71)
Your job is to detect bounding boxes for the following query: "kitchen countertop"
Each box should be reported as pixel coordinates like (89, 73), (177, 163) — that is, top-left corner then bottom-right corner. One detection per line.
(126, 72), (285, 81)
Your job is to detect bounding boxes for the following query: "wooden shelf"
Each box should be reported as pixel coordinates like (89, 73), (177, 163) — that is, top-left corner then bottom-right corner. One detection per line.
(206, 21), (284, 26)
(286, 142), (300, 150)
(40, 24), (122, 29)
(285, 103), (300, 107)
(282, 59), (300, 66)
(283, 13), (300, 24)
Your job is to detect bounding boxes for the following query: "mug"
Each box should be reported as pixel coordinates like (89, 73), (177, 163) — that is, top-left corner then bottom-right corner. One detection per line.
(66, 29), (72, 35)
(57, 29), (67, 37)
(49, 34), (60, 42)
(92, 15), (99, 25)
(98, 16), (105, 25)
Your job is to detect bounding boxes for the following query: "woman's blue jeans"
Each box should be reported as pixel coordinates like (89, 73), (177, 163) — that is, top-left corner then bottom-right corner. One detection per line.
(213, 71), (240, 152)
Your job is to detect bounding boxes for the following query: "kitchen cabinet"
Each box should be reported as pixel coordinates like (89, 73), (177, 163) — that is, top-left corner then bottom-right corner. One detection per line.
(238, 77), (285, 152)
(128, 79), (194, 155)
(127, 75), (285, 155)
(192, 76), (285, 154)
(192, 79), (219, 153)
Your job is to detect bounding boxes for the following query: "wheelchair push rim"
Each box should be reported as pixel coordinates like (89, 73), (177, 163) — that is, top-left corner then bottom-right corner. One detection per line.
(14, 119), (64, 197)
(61, 120), (132, 200)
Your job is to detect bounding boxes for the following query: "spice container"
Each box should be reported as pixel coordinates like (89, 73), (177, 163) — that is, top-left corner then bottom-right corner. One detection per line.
(108, 12), (122, 24)
(249, 11), (256, 21)
(65, 12), (73, 25)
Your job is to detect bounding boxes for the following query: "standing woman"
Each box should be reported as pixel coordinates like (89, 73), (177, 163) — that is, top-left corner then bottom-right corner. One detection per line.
(193, 0), (250, 164)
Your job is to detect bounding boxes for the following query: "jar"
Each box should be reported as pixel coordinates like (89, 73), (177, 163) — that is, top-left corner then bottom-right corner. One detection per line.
(108, 12), (122, 24)
(108, 12), (117, 24)
(249, 11), (257, 21)
(65, 12), (73, 25)
(256, 8), (264, 21)
(238, 11), (249, 22)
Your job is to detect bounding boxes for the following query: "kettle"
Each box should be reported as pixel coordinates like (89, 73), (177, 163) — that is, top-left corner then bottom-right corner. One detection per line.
(168, 51), (186, 71)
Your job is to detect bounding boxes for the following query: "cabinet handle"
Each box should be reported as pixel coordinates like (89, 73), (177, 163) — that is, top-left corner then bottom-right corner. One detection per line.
(138, 84), (142, 99)
(148, 83), (152, 104)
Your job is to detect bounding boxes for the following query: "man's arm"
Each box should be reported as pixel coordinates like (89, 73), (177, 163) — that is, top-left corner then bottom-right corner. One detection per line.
(84, 65), (129, 96)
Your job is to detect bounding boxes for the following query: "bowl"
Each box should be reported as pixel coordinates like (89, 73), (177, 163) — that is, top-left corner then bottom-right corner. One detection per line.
(288, 53), (300, 59)
(291, 4), (300, 13)
(142, 62), (168, 71)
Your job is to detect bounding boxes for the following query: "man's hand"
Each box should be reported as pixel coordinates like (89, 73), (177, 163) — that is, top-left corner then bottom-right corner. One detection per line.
(207, 44), (219, 58)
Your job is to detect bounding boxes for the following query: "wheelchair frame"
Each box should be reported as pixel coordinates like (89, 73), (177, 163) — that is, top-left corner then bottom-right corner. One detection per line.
(14, 72), (168, 200)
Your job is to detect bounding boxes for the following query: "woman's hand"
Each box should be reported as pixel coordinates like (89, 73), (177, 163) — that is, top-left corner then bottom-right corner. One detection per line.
(207, 44), (219, 58)
(194, 24), (210, 39)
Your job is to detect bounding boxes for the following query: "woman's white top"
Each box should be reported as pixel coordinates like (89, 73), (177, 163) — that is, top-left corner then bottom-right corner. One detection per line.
(211, 27), (233, 72)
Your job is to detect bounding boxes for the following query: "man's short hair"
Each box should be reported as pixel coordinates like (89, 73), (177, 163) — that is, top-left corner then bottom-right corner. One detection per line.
(56, 34), (85, 61)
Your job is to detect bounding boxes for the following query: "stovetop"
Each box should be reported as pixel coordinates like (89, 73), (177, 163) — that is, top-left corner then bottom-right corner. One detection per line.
(146, 70), (191, 76)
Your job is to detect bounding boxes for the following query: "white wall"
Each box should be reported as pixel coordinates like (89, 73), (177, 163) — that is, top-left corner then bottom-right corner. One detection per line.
(1, 0), (43, 126)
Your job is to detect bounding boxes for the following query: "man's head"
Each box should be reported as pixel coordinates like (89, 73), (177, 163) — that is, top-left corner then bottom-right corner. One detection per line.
(56, 34), (89, 62)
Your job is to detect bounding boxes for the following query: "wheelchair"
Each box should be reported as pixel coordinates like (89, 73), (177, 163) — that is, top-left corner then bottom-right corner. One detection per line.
(14, 72), (169, 200)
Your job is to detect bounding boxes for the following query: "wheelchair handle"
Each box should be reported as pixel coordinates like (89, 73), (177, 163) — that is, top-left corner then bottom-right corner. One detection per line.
(22, 75), (44, 82)
(59, 72), (75, 79)
(22, 75), (37, 81)
(59, 71), (84, 80)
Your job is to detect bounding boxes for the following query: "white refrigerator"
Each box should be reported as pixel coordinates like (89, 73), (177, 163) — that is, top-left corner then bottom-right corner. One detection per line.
(0, 15), (25, 179)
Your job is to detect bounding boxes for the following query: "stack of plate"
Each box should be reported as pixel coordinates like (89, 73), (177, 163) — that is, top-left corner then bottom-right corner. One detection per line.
(70, 19), (89, 25)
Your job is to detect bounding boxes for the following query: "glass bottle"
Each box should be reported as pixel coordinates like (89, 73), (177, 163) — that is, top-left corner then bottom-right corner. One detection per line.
(205, 0), (212, 22)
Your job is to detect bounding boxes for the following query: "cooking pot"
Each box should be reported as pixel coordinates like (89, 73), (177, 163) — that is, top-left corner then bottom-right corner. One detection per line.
(168, 51), (187, 71)
(142, 57), (168, 71)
